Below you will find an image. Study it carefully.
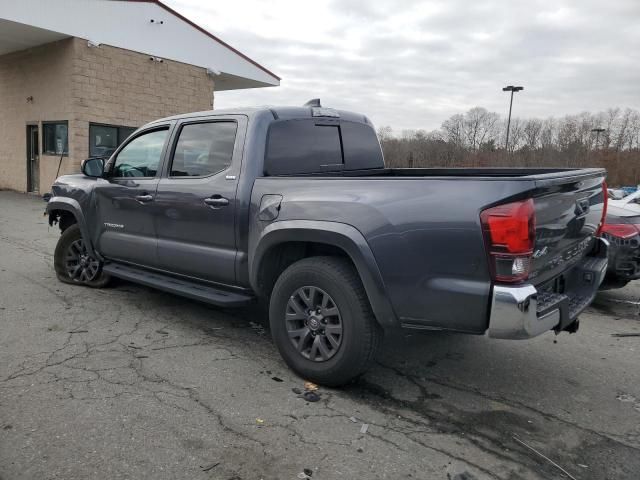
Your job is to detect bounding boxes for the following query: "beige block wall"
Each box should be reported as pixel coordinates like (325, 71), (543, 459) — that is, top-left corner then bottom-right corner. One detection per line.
(68, 38), (215, 174)
(0, 37), (215, 193)
(0, 38), (75, 192)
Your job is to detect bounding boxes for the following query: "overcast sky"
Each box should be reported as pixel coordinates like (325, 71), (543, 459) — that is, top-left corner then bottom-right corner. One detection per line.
(165, 0), (639, 131)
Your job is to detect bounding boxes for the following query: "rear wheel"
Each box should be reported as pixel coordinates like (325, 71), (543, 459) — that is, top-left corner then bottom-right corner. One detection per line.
(269, 256), (381, 387)
(54, 224), (110, 288)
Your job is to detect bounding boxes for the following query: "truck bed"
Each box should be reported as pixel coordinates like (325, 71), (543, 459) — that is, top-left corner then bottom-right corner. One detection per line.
(252, 166), (606, 333)
(380, 167), (603, 179)
(270, 167), (605, 182)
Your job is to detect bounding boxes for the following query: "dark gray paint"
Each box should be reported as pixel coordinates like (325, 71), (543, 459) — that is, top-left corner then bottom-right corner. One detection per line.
(93, 177), (161, 266)
(91, 123), (175, 267)
(153, 115), (248, 284)
(248, 171), (605, 332)
(46, 106), (606, 333)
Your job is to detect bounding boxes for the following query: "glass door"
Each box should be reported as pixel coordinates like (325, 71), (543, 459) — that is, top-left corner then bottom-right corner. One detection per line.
(27, 125), (39, 192)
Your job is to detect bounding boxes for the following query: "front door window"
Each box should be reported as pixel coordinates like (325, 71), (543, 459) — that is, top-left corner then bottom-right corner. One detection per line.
(112, 129), (168, 178)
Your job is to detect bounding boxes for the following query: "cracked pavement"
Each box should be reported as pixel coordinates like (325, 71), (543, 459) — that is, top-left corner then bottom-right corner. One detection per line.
(1, 190), (640, 480)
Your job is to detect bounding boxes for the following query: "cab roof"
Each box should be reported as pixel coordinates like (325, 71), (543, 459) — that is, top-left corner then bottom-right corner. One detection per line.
(146, 105), (373, 127)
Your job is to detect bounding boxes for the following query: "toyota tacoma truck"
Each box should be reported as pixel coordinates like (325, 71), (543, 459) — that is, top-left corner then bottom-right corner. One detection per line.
(45, 100), (609, 386)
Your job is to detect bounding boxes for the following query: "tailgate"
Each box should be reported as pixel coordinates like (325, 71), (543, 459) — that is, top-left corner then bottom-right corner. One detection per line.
(529, 171), (606, 285)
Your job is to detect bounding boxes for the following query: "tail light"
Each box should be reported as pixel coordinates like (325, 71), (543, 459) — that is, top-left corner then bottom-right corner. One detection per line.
(600, 223), (640, 239)
(596, 181), (608, 236)
(481, 198), (535, 283)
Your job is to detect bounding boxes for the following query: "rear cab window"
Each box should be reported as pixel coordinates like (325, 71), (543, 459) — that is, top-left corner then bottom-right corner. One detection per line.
(264, 119), (383, 175)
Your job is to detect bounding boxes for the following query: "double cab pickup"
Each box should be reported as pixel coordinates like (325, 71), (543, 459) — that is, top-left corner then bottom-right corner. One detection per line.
(46, 101), (609, 385)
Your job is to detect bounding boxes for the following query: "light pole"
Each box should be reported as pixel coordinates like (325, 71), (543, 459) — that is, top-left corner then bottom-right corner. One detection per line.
(503, 85), (524, 151)
(591, 128), (605, 150)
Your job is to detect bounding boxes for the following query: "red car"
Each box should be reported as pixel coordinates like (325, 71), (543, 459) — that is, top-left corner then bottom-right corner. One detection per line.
(600, 204), (640, 289)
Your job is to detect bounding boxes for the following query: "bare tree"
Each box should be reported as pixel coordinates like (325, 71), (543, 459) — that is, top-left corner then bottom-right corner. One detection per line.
(602, 108), (620, 150)
(523, 118), (543, 150)
(463, 107), (500, 151)
(442, 114), (465, 148)
(627, 111), (640, 150)
(376, 126), (394, 143)
(378, 106), (640, 183)
(614, 108), (633, 151)
(504, 117), (525, 153)
(577, 111), (596, 149)
(540, 118), (556, 149)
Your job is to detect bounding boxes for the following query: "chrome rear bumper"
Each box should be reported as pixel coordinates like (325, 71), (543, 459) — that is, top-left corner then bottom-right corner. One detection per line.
(487, 238), (608, 340)
(488, 284), (560, 339)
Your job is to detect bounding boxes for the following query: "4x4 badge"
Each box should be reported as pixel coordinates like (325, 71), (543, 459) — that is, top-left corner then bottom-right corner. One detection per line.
(532, 246), (548, 259)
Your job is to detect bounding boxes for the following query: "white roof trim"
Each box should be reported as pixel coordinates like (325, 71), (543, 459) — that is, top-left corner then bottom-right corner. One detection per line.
(0, 0), (279, 90)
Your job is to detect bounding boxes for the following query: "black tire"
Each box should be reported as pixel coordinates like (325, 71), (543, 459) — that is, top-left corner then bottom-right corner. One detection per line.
(54, 224), (111, 288)
(599, 273), (630, 291)
(269, 256), (382, 387)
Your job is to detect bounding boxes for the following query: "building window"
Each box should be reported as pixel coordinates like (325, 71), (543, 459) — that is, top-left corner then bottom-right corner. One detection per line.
(89, 123), (137, 158)
(42, 121), (68, 155)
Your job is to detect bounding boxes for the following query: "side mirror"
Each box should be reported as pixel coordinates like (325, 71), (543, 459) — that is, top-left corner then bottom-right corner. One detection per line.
(81, 157), (105, 177)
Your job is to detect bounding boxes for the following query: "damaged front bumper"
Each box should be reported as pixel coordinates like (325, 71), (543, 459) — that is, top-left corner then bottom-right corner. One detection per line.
(487, 237), (609, 340)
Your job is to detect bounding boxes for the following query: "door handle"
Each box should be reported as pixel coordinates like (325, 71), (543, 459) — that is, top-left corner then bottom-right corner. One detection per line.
(204, 195), (229, 208)
(135, 194), (154, 203)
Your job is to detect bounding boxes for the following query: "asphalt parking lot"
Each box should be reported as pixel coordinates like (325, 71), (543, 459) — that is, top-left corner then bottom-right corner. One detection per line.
(1, 190), (639, 480)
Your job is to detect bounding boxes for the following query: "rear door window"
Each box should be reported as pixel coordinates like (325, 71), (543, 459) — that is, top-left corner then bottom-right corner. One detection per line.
(170, 122), (237, 177)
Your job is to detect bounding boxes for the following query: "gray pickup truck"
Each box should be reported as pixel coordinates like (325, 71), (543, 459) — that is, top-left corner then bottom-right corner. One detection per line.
(46, 101), (609, 386)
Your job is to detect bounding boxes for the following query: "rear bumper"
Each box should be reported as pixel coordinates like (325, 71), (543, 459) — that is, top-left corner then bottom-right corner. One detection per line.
(487, 238), (609, 339)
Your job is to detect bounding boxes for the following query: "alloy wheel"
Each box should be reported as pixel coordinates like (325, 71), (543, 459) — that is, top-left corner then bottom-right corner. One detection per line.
(285, 286), (343, 362)
(65, 238), (100, 283)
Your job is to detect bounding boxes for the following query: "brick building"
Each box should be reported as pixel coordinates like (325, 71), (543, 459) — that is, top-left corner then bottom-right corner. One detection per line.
(0, 0), (279, 193)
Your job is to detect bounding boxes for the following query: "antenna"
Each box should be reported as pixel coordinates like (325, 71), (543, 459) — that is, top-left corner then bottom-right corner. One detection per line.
(303, 98), (321, 107)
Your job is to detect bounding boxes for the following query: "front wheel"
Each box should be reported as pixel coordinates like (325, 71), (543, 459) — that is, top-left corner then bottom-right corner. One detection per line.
(54, 224), (111, 288)
(269, 256), (382, 387)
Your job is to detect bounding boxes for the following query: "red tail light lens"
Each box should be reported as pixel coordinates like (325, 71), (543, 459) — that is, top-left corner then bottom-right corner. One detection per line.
(596, 181), (608, 236)
(481, 198), (535, 283)
(600, 223), (639, 239)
